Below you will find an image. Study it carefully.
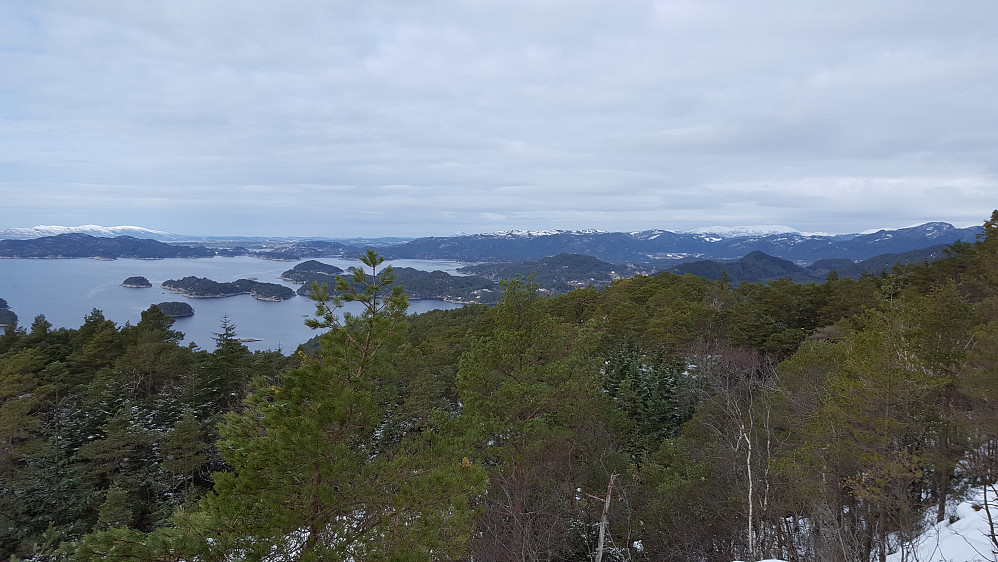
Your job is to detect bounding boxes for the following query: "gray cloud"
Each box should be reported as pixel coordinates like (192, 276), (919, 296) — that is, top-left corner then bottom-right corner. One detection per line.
(1, 0), (996, 236)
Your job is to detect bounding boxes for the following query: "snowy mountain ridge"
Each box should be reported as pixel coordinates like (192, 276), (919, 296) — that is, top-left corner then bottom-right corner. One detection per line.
(482, 228), (609, 238)
(0, 224), (181, 241)
(685, 225), (818, 238)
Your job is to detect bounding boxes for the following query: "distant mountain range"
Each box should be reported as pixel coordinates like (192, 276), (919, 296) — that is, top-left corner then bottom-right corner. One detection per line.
(0, 222), (982, 267)
(377, 222), (981, 264)
(0, 224), (980, 298)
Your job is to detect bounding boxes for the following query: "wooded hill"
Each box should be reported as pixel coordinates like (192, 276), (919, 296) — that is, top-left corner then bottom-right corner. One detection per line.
(1, 213), (997, 561)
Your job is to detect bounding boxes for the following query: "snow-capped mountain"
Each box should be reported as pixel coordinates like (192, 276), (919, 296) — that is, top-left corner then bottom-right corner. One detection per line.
(858, 221), (968, 240)
(685, 225), (805, 238)
(0, 225), (182, 241)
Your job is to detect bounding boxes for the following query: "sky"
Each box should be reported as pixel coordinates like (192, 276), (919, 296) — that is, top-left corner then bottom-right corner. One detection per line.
(2, 1), (997, 238)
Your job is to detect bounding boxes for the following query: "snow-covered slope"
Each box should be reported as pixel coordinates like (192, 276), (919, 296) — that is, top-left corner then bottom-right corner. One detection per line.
(0, 225), (181, 241)
(484, 228), (609, 238)
(687, 225), (806, 238)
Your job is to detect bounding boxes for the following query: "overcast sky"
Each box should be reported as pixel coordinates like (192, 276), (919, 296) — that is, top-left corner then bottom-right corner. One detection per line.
(2, 1), (996, 237)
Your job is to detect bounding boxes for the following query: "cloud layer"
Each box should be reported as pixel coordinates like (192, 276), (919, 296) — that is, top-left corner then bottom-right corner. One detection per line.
(2, 0), (996, 236)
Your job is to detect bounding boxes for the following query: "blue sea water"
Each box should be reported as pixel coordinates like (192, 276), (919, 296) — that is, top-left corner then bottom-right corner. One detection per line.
(0, 256), (465, 352)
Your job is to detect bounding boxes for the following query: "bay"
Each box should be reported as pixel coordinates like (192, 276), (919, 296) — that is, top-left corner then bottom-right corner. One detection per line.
(0, 256), (466, 352)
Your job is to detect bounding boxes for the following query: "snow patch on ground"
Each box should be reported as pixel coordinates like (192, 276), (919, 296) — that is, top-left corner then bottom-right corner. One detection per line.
(886, 483), (998, 562)
(735, 483), (997, 562)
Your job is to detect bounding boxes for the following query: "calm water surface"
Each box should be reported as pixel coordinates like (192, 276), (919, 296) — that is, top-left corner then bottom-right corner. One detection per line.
(0, 256), (465, 352)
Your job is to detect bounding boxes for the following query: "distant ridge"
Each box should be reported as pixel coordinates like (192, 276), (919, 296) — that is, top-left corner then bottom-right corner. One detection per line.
(0, 221), (984, 265)
(379, 222), (982, 263)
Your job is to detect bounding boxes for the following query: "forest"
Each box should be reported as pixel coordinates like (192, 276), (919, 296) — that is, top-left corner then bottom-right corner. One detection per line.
(0, 212), (996, 561)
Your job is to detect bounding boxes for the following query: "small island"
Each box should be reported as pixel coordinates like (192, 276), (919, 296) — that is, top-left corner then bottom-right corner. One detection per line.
(279, 260), (347, 292)
(121, 275), (153, 288)
(280, 260), (345, 284)
(153, 301), (194, 318)
(161, 276), (295, 301)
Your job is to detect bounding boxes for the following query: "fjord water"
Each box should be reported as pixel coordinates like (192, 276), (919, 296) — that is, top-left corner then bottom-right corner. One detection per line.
(0, 256), (465, 352)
